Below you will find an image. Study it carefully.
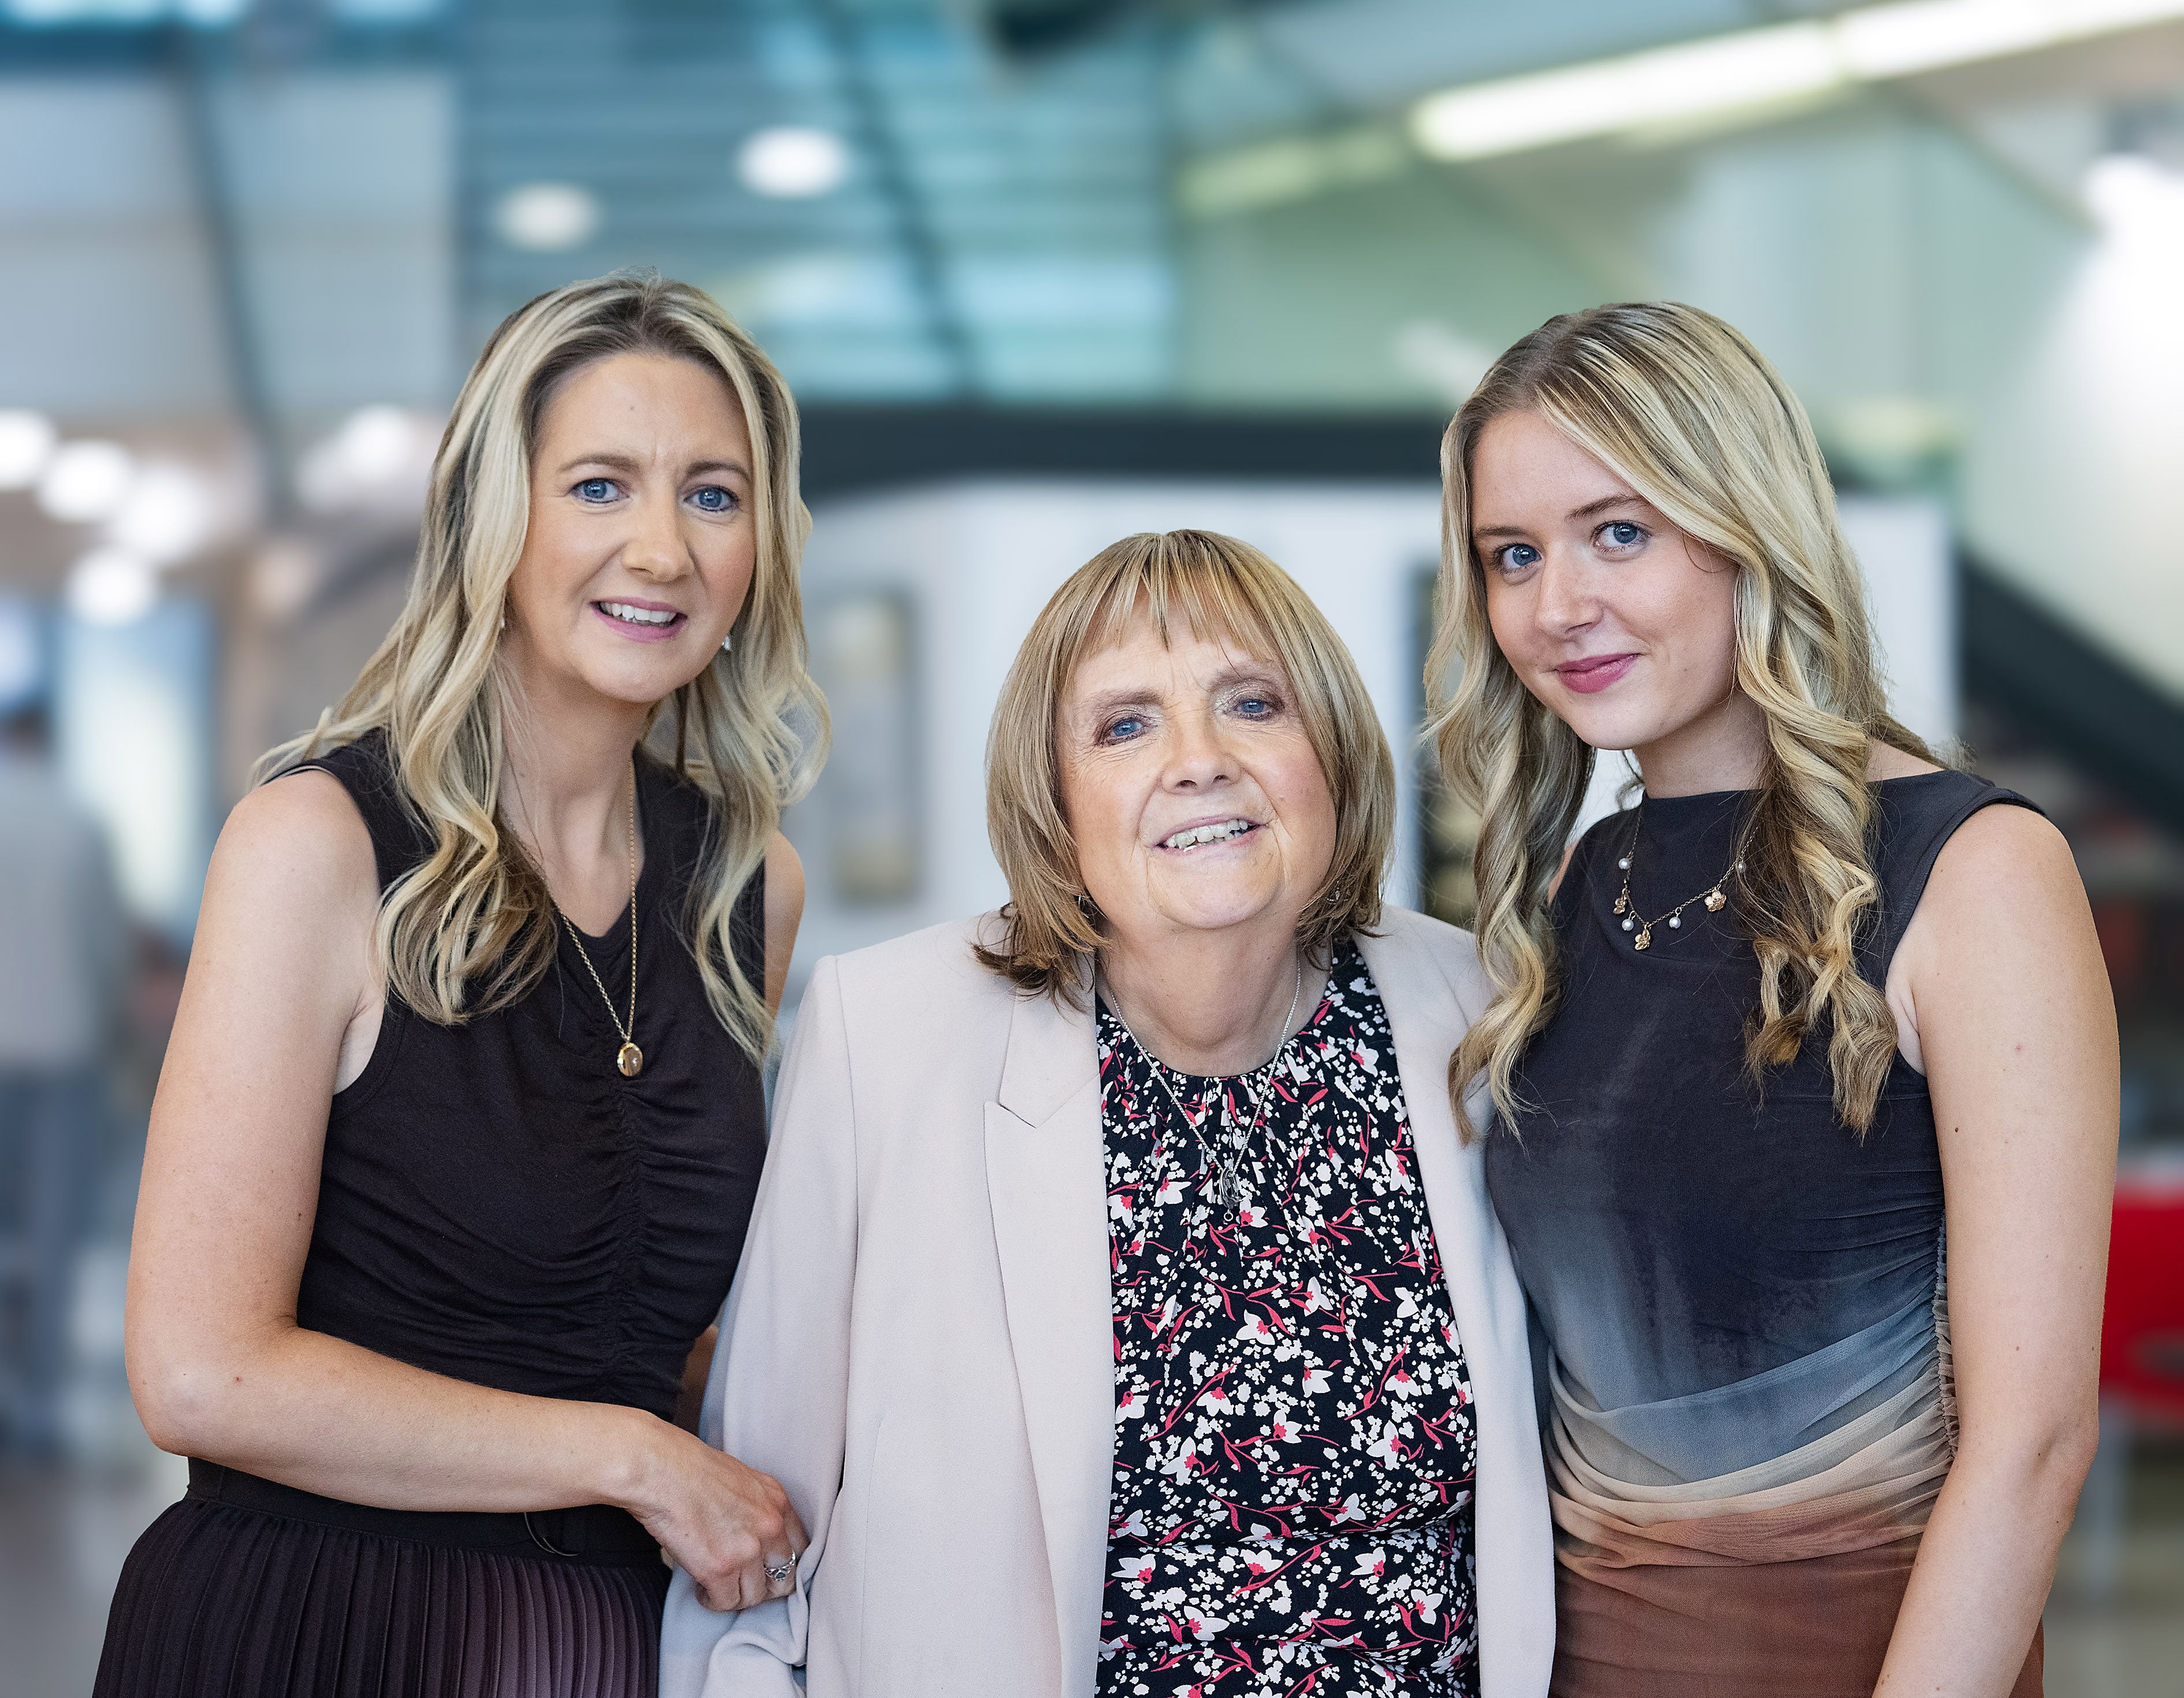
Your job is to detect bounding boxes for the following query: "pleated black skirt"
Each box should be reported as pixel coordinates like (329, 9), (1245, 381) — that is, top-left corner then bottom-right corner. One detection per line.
(94, 1463), (670, 1698)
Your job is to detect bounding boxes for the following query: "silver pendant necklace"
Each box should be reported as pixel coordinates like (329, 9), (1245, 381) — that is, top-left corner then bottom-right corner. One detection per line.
(1105, 956), (1304, 1215)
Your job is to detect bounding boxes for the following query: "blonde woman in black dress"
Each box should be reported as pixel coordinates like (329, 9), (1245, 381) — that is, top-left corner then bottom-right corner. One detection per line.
(98, 273), (825, 1697)
(1432, 303), (2115, 1697)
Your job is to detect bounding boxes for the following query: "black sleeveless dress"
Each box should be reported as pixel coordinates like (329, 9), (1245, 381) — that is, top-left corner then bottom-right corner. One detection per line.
(1483, 771), (2041, 1697)
(95, 731), (770, 1698)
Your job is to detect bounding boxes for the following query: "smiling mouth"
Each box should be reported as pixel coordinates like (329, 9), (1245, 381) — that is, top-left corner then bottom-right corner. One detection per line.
(594, 600), (685, 631)
(1159, 818), (1258, 851)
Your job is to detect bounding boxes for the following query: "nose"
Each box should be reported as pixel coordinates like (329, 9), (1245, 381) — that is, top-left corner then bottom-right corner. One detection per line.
(1533, 551), (1600, 639)
(1162, 703), (1238, 792)
(621, 486), (692, 582)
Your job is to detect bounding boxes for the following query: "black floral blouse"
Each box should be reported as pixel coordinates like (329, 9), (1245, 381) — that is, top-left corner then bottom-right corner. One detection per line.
(1096, 941), (1479, 1698)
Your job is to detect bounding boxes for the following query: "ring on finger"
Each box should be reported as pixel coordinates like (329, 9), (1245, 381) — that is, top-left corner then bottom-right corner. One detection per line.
(763, 1552), (798, 1585)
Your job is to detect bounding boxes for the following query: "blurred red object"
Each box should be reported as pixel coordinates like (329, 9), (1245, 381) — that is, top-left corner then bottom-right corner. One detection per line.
(2101, 1158), (2184, 1426)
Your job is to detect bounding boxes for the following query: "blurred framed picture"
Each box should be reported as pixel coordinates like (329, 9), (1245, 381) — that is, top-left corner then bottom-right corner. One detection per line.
(813, 590), (920, 904)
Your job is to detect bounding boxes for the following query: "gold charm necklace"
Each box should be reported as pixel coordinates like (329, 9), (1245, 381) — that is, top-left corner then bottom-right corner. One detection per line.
(558, 766), (644, 1077)
(1613, 803), (1748, 952)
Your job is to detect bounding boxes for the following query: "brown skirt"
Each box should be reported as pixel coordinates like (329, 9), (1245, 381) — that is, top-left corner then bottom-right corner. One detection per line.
(1550, 1537), (2042, 1698)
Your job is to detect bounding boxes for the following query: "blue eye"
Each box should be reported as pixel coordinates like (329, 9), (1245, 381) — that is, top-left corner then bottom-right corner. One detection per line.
(573, 478), (618, 503)
(689, 485), (738, 514)
(1234, 695), (1275, 718)
(1102, 715), (1145, 742)
(1599, 520), (1647, 550)
(1494, 543), (1542, 573)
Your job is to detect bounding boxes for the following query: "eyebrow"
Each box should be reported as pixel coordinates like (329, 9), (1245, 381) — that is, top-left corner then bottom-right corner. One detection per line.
(551, 452), (752, 479)
(1473, 492), (1652, 540)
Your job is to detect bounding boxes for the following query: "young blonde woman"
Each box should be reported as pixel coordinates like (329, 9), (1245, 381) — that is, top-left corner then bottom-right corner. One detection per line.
(97, 273), (824, 1698)
(1431, 302), (2116, 1697)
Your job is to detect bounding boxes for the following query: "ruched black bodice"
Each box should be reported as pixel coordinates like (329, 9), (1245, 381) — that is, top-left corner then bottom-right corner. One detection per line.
(292, 731), (766, 1422)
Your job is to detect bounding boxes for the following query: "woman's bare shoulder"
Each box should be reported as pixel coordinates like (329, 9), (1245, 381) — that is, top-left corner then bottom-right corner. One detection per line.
(209, 769), (381, 932)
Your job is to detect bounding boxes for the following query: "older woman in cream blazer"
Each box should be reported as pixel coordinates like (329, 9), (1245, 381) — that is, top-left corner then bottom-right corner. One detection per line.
(663, 531), (1553, 1698)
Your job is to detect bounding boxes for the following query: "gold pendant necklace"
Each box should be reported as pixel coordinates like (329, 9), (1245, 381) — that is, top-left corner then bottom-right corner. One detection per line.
(1613, 802), (1747, 951)
(558, 765), (643, 1077)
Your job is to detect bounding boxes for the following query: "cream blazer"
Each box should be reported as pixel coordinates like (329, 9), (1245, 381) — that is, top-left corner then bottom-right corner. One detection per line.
(660, 907), (1554, 1698)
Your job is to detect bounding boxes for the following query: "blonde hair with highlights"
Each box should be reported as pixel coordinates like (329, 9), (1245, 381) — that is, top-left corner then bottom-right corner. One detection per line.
(261, 270), (826, 1060)
(977, 529), (1394, 1000)
(1427, 301), (1933, 1140)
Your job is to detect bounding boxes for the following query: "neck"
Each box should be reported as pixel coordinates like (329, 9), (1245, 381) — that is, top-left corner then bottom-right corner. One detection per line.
(1630, 686), (1769, 798)
(1099, 921), (1320, 1077)
(496, 661), (651, 894)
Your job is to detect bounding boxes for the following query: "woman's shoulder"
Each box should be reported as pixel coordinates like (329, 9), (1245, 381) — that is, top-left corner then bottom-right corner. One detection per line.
(1361, 906), (1492, 1022)
(270, 729), (429, 888)
(817, 912), (1032, 1023)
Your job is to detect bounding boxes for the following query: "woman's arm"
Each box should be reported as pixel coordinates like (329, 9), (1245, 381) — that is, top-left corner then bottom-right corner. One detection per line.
(762, 830), (805, 1017)
(1875, 804), (2118, 1696)
(662, 954), (861, 1696)
(676, 829), (807, 1426)
(125, 772), (799, 1609)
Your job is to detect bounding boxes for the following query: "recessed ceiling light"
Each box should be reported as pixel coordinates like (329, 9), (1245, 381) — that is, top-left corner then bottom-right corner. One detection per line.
(39, 440), (136, 524)
(737, 127), (851, 199)
(494, 183), (600, 252)
(68, 548), (158, 627)
(109, 464), (212, 563)
(0, 410), (57, 491)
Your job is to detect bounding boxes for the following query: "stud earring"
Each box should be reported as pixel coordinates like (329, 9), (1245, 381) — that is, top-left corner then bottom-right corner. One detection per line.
(722, 631), (734, 652)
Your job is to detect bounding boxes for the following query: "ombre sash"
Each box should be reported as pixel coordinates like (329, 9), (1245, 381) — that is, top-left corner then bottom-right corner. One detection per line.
(1541, 1249), (2040, 1697)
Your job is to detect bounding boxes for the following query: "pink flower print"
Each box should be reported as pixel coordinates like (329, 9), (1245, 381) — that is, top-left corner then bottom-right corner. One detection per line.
(1185, 1610), (1230, 1643)
(1367, 1426), (1405, 1467)
(1350, 1548), (1387, 1580)
(1117, 1391), (1146, 1421)
(1266, 1417), (1297, 1443)
(1301, 1366), (1331, 1395)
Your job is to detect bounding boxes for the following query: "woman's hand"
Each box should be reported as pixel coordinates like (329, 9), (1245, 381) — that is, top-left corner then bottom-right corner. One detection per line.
(626, 1415), (809, 1613)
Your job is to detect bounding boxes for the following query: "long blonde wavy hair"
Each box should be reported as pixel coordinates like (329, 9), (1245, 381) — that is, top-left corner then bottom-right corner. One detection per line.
(1427, 301), (1933, 1140)
(261, 271), (826, 1061)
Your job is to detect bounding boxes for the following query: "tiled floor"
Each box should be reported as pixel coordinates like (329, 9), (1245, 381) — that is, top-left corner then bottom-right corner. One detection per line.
(4, 1437), (2181, 1697)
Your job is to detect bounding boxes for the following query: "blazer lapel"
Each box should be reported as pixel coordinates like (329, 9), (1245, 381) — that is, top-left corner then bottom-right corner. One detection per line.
(1354, 922), (1547, 1696)
(984, 983), (1112, 1696)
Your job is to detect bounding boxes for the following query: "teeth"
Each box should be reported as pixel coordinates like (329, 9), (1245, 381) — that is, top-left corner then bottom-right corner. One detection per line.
(1161, 820), (1253, 851)
(601, 602), (676, 626)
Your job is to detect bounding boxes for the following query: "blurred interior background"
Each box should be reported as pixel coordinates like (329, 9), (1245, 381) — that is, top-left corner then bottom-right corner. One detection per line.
(3, 0), (2183, 1690)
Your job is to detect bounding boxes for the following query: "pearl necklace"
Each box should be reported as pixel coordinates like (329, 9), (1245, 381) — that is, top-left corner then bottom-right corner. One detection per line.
(1613, 803), (1748, 951)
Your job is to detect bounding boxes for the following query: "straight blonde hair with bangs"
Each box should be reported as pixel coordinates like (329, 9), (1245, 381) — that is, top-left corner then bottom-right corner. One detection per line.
(976, 529), (1394, 1000)
(1427, 301), (1933, 1141)
(260, 270), (827, 1061)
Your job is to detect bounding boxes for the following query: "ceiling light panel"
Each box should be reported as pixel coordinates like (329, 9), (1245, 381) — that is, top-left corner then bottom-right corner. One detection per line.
(1410, 0), (2184, 164)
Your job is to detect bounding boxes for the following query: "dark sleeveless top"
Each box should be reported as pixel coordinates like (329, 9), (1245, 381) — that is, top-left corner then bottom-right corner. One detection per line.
(291, 731), (767, 1423)
(1483, 770), (2035, 1482)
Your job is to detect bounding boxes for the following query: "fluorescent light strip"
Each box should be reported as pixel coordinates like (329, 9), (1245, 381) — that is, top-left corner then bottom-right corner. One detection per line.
(1412, 0), (2184, 162)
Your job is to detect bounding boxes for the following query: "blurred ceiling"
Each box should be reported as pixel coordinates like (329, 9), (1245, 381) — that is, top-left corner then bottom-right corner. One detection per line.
(3, 0), (2184, 696)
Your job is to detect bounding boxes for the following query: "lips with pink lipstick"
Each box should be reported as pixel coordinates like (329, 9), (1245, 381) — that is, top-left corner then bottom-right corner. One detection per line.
(1555, 652), (1638, 695)
(590, 596), (688, 643)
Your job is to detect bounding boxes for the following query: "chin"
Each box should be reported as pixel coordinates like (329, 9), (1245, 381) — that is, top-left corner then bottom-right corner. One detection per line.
(1546, 692), (1667, 755)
